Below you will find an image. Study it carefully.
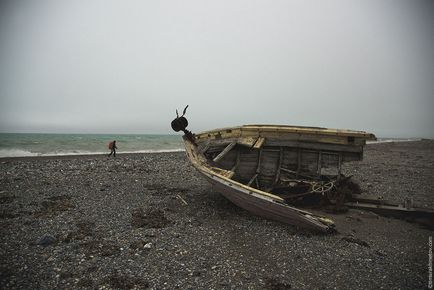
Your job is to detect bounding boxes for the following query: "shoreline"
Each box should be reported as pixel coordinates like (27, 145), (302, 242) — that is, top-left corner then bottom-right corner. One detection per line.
(0, 150), (185, 162)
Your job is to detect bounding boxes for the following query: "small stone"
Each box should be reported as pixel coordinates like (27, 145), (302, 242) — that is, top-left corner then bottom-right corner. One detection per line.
(375, 250), (387, 257)
(37, 234), (56, 247)
(144, 242), (152, 249)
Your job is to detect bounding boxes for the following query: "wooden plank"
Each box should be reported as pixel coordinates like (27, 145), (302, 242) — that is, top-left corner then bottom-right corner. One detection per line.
(205, 138), (239, 147)
(198, 140), (211, 154)
(208, 177), (334, 232)
(256, 148), (262, 174)
(341, 152), (362, 162)
(296, 148), (301, 178)
(237, 137), (257, 147)
(262, 148), (280, 152)
(247, 173), (258, 187)
(241, 124), (375, 139)
(265, 139), (363, 153)
(349, 195), (397, 207)
(255, 148), (263, 189)
(197, 124), (375, 139)
(280, 167), (316, 179)
(240, 131), (349, 145)
(226, 171), (235, 179)
(213, 141), (236, 162)
(210, 167), (235, 179)
(231, 151), (240, 172)
(345, 202), (434, 216)
(273, 147), (283, 185)
(253, 137), (265, 149)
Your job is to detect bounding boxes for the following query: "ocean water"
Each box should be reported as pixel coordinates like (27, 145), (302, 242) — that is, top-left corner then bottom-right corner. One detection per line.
(0, 133), (185, 157)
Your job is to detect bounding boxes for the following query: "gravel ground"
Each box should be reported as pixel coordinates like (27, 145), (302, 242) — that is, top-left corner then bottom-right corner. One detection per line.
(0, 140), (433, 289)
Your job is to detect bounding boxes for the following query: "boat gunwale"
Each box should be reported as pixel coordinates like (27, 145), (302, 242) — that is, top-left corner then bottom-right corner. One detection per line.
(194, 124), (376, 140)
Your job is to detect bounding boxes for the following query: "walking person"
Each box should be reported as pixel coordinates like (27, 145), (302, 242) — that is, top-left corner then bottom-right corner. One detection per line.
(108, 140), (118, 157)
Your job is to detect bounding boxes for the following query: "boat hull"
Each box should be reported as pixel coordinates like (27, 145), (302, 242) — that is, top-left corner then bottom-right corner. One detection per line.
(202, 172), (332, 232)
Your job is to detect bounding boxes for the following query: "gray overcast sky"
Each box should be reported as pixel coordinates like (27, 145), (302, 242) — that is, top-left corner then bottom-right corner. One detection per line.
(0, 0), (433, 137)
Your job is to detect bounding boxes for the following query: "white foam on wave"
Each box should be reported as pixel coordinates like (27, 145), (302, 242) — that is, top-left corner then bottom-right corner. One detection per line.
(0, 149), (39, 157)
(0, 148), (185, 158)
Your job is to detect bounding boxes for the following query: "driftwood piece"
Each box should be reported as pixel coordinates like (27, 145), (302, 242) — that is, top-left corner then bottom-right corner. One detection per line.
(176, 194), (188, 205)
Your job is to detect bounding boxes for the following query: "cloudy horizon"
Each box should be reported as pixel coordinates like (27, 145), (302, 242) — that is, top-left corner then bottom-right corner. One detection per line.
(1, 0), (433, 138)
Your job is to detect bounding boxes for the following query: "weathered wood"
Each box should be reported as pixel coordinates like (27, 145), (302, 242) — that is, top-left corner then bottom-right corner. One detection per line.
(213, 142), (236, 162)
(273, 147), (283, 185)
(210, 167), (235, 179)
(345, 201), (434, 222)
(349, 195), (396, 206)
(207, 175), (334, 232)
(231, 151), (240, 172)
(253, 137), (265, 149)
(255, 148), (263, 189)
(341, 152), (361, 162)
(296, 148), (301, 177)
(176, 194), (188, 205)
(194, 124), (375, 147)
(243, 131), (351, 145)
(237, 137), (257, 147)
(257, 150), (280, 187)
(265, 139), (363, 153)
(256, 148), (262, 174)
(262, 148), (280, 152)
(280, 167), (316, 179)
(247, 173), (258, 187)
(197, 140), (211, 154)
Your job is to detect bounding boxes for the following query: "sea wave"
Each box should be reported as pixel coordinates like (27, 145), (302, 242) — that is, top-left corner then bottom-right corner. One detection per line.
(0, 149), (39, 157)
(0, 148), (185, 158)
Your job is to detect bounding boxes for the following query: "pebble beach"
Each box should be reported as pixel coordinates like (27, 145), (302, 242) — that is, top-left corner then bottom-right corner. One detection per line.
(1, 140), (433, 289)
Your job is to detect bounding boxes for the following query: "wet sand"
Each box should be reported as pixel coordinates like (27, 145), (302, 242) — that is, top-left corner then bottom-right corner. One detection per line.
(1, 140), (433, 289)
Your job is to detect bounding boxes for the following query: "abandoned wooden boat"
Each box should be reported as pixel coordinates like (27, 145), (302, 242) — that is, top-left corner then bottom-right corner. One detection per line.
(171, 107), (434, 232)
